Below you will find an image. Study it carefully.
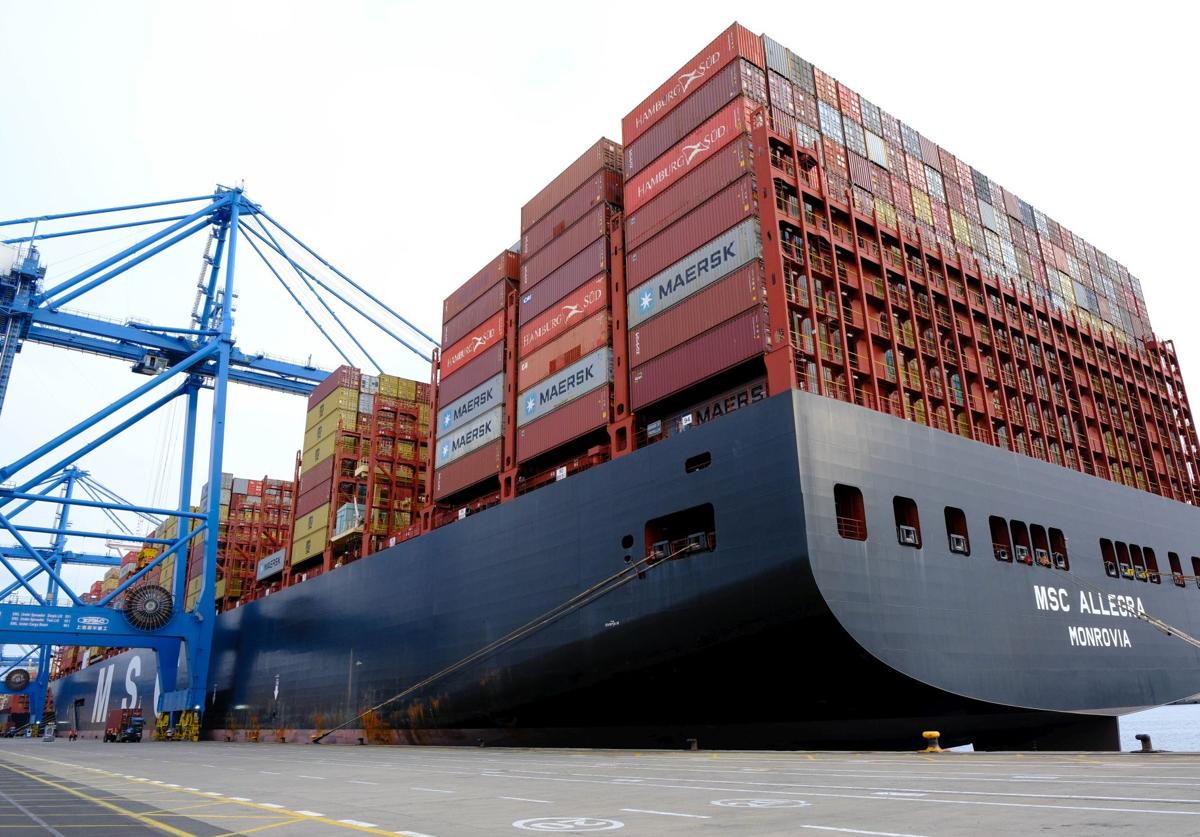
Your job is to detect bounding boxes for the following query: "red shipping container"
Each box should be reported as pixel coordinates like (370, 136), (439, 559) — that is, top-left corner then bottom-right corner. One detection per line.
(518, 239), (608, 326)
(625, 137), (752, 250)
(522, 170), (622, 258)
(443, 280), (507, 346)
(440, 312), (506, 379)
(516, 387), (610, 464)
(521, 138), (622, 232)
(519, 273), (608, 356)
(624, 59), (765, 178)
(521, 203), (610, 291)
(623, 98), (753, 215)
(847, 151), (872, 190)
(518, 309), (610, 389)
(438, 344), (505, 405)
(626, 174), (756, 287)
(307, 365), (361, 410)
(444, 250), (520, 322)
(629, 262), (763, 367)
(433, 439), (502, 500)
(622, 22), (763, 146)
(298, 456), (334, 495)
(296, 482), (330, 518)
(630, 307), (767, 410)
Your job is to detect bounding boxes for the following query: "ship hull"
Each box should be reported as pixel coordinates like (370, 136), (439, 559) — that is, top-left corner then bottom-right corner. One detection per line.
(52, 390), (1200, 749)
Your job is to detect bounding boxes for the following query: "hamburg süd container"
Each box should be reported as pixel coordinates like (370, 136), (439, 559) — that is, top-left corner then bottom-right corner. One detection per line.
(519, 273), (608, 357)
(440, 311), (506, 379)
(443, 280), (508, 347)
(518, 309), (609, 389)
(438, 343), (505, 405)
(518, 239), (608, 326)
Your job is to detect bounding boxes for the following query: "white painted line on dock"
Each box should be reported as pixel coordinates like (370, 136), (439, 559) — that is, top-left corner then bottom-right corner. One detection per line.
(202, 791), (222, 797)
(499, 796), (554, 804)
(259, 770), (281, 775)
(873, 791), (927, 797)
(410, 786), (453, 793)
(340, 819), (379, 828)
(347, 779), (379, 785)
(294, 810), (325, 817)
(298, 774), (327, 780)
(259, 803), (285, 809)
(620, 808), (711, 819)
(800, 827), (929, 837)
(228, 796), (252, 801)
(395, 832), (438, 837)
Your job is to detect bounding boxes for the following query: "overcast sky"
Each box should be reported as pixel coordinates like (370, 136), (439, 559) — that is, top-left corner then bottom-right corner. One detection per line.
(1, 0), (1197, 612)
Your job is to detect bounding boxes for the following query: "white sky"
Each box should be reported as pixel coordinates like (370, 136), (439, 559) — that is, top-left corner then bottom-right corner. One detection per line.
(0, 0), (1197, 613)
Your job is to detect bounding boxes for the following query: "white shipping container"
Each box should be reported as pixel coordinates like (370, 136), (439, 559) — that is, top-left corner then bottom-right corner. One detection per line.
(0, 244), (17, 276)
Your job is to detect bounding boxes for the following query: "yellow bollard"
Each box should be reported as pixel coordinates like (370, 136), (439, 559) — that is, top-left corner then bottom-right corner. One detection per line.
(922, 730), (943, 752)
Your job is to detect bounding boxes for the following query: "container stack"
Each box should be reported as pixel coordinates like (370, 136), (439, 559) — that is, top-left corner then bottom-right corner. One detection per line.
(515, 139), (623, 467)
(431, 250), (519, 503)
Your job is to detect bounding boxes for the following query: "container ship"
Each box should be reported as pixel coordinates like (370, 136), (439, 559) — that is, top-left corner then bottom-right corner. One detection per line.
(47, 23), (1200, 751)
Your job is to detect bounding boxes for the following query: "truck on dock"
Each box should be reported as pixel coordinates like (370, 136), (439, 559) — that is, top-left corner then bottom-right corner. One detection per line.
(103, 708), (143, 743)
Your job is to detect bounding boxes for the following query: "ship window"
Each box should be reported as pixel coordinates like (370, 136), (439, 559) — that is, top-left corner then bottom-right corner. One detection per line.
(685, 452), (712, 473)
(1144, 547), (1161, 584)
(1115, 541), (1133, 580)
(1030, 524), (1051, 567)
(944, 507), (969, 555)
(893, 496), (921, 547)
(1192, 557), (1200, 590)
(835, 484), (867, 540)
(1129, 544), (1148, 582)
(1101, 539), (1118, 577)
(1010, 520), (1031, 564)
(645, 503), (715, 561)
(990, 516), (1012, 562)
(1169, 552), (1185, 587)
(1049, 528), (1069, 570)
(621, 534), (634, 549)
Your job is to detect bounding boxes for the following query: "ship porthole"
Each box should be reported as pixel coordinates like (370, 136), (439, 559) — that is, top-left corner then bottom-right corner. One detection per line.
(621, 534), (634, 549)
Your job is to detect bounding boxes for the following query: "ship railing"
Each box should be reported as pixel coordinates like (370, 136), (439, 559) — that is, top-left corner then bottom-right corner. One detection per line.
(836, 516), (867, 540)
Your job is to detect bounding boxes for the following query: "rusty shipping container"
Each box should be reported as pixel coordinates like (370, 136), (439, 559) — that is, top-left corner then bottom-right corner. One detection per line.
(439, 311), (506, 379)
(626, 174), (756, 287)
(433, 439), (502, 501)
(518, 309), (609, 390)
(629, 261), (763, 367)
(518, 238), (608, 326)
(624, 59), (766, 178)
(522, 170), (622, 258)
(621, 21), (764, 146)
(443, 281), (508, 347)
(625, 137), (753, 250)
(438, 343), (505, 405)
(630, 307), (767, 410)
(519, 273), (608, 357)
(516, 388), (610, 464)
(521, 138), (622, 232)
(444, 250), (520, 322)
(521, 203), (611, 291)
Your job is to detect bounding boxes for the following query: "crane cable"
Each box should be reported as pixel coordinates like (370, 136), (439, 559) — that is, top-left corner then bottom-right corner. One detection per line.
(311, 542), (700, 743)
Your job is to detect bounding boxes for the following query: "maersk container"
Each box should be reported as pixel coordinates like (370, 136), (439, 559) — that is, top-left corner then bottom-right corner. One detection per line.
(630, 307), (766, 410)
(517, 347), (611, 428)
(521, 138), (622, 232)
(623, 98), (754, 216)
(522, 170), (622, 258)
(518, 309), (609, 390)
(436, 372), (505, 441)
(439, 311), (506, 379)
(436, 405), (504, 468)
(518, 240), (607, 326)
(623, 59), (765, 178)
(438, 344), (505, 405)
(626, 176), (757, 288)
(433, 439), (502, 501)
(521, 203), (610, 291)
(442, 280), (507, 347)
(629, 261), (763, 367)
(627, 217), (762, 329)
(516, 388), (610, 464)
(625, 137), (753, 250)
(621, 21), (764, 146)
(519, 273), (608, 357)
(444, 250), (519, 322)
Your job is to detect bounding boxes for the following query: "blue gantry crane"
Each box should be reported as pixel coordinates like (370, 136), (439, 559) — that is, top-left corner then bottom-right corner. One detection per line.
(0, 187), (437, 731)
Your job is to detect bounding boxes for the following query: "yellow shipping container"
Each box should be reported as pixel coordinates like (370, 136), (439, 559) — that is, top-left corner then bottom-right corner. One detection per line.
(214, 577), (225, 601)
(306, 386), (359, 428)
(291, 530), (325, 566)
(395, 377), (417, 401)
(303, 409), (357, 453)
(301, 440), (335, 474)
(294, 502), (330, 543)
(378, 374), (400, 397)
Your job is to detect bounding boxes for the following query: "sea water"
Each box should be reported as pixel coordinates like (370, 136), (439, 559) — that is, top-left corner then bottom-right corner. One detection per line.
(1119, 704), (1200, 751)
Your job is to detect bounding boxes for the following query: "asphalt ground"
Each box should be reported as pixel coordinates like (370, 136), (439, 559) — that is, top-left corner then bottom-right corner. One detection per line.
(2, 741), (1200, 836)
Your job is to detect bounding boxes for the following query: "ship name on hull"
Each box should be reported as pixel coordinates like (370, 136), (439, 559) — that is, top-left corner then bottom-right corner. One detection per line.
(1033, 585), (1142, 649)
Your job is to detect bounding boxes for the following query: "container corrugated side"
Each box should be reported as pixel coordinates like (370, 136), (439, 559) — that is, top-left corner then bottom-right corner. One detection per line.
(435, 405), (504, 468)
(439, 311), (505, 379)
(306, 365), (361, 410)
(621, 22), (764, 146)
(518, 239), (607, 326)
(436, 372), (505, 441)
(629, 261), (763, 367)
(517, 347), (611, 428)
(438, 344), (505, 405)
(522, 170), (622, 258)
(521, 203), (610, 291)
(432, 439), (502, 500)
(625, 137), (752, 250)
(624, 59), (765, 178)
(296, 482), (331, 518)
(517, 309), (609, 390)
(306, 385), (358, 429)
(521, 138), (622, 232)
(444, 250), (519, 322)
(298, 456), (334, 495)
(518, 273), (608, 357)
(442, 280), (507, 347)
(626, 174), (756, 287)
(516, 388), (610, 464)
(630, 307), (766, 410)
